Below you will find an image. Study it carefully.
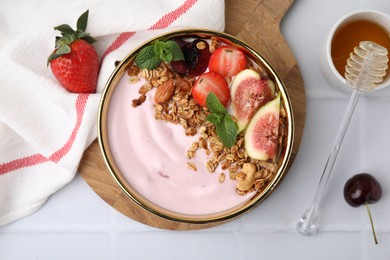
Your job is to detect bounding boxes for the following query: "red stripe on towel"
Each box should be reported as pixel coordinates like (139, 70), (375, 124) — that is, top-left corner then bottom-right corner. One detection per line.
(0, 154), (49, 175)
(0, 94), (89, 175)
(101, 0), (198, 59)
(49, 94), (89, 162)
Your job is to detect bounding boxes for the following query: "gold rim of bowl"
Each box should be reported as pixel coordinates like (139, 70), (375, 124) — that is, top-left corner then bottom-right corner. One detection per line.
(98, 28), (295, 224)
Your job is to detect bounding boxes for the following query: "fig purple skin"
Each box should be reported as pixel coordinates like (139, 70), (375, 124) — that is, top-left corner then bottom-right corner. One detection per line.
(343, 173), (382, 207)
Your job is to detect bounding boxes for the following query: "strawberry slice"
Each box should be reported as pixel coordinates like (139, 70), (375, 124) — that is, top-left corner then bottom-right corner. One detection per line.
(192, 72), (230, 107)
(208, 46), (247, 78)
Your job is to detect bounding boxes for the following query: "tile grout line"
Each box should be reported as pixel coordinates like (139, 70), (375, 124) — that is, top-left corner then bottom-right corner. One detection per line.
(2, 226), (390, 234)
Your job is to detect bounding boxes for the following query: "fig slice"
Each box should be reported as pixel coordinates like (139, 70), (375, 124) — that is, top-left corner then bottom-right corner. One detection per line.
(244, 93), (280, 161)
(229, 69), (275, 132)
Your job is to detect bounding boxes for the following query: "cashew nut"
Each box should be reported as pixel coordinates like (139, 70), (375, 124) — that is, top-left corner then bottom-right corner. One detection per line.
(236, 163), (256, 192)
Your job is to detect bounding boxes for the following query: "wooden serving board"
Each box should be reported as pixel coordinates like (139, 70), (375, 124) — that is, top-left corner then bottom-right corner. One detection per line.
(78, 0), (306, 230)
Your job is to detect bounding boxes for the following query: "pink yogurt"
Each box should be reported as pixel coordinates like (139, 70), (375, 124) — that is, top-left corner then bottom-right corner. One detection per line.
(107, 75), (253, 215)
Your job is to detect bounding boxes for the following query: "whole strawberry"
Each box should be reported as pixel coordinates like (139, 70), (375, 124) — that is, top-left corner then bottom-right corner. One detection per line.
(48, 10), (99, 93)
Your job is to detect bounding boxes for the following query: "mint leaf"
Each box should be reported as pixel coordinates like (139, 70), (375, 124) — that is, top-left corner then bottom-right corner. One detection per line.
(215, 115), (238, 149)
(135, 45), (162, 69)
(163, 40), (184, 61)
(160, 49), (173, 63)
(206, 92), (227, 114)
(154, 40), (164, 56)
(206, 113), (223, 124)
(135, 39), (184, 70)
(205, 92), (238, 148)
(154, 40), (181, 63)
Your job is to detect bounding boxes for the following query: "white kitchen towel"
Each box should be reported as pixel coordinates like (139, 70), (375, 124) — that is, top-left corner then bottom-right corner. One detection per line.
(0, 0), (225, 226)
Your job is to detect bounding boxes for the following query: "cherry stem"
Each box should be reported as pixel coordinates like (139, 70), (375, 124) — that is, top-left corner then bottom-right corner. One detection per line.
(365, 202), (378, 244)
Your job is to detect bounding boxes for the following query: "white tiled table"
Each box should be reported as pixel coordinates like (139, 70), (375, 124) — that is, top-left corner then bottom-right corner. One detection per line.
(1, 1), (390, 259)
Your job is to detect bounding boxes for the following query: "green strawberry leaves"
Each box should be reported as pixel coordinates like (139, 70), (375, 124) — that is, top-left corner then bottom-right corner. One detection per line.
(135, 40), (184, 70)
(54, 24), (76, 35)
(48, 10), (96, 64)
(206, 92), (238, 148)
(76, 9), (89, 32)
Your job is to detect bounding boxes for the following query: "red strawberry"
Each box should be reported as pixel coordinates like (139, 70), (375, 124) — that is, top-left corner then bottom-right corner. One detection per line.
(192, 72), (230, 107)
(48, 10), (99, 93)
(208, 46), (247, 78)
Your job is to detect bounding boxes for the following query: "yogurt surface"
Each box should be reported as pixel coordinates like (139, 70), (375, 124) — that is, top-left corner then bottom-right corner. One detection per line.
(107, 74), (253, 215)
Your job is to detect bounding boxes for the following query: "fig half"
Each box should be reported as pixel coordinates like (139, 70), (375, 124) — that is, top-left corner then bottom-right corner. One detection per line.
(229, 69), (275, 132)
(244, 93), (280, 161)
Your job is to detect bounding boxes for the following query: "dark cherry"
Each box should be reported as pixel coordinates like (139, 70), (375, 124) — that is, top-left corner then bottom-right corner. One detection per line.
(343, 173), (382, 207)
(343, 173), (382, 244)
(173, 38), (189, 49)
(170, 60), (187, 75)
(171, 39), (211, 77)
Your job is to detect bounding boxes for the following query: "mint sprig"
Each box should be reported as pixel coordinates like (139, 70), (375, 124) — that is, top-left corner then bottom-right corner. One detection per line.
(135, 40), (184, 70)
(206, 93), (238, 148)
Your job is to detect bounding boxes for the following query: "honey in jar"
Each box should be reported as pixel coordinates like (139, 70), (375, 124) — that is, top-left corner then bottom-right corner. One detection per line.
(331, 19), (390, 78)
